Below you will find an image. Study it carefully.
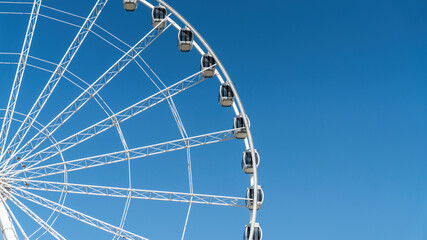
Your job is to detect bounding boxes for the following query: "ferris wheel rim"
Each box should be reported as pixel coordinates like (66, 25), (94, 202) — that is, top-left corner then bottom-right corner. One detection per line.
(0, 0), (262, 238)
(145, 0), (261, 237)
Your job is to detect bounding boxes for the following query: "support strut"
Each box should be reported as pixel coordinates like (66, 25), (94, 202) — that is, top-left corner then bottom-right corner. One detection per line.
(0, 199), (18, 240)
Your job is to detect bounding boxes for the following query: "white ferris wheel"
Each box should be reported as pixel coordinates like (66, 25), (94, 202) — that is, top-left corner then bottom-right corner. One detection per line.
(0, 0), (263, 239)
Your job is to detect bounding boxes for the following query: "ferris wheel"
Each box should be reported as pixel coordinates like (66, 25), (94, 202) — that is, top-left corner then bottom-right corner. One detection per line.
(0, 0), (263, 239)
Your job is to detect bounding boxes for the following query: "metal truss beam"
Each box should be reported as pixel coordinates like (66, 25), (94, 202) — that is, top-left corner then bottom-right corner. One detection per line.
(5, 17), (171, 174)
(6, 192), (65, 240)
(16, 70), (206, 170)
(13, 129), (236, 179)
(1, 0), (109, 166)
(10, 179), (247, 207)
(12, 187), (148, 240)
(0, 0), (42, 158)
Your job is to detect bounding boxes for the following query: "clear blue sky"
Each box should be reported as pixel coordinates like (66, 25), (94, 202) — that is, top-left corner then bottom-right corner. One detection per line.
(0, 0), (426, 239)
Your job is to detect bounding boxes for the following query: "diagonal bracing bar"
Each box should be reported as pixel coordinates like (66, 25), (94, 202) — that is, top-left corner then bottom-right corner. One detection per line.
(6, 191), (65, 240)
(1, 0), (109, 165)
(5, 16), (172, 173)
(10, 179), (247, 207)
(0, 0), (42, 158)
(11, 187), (149, 240)
(13, 129), (236, 179)
(15, 70), (207, 170)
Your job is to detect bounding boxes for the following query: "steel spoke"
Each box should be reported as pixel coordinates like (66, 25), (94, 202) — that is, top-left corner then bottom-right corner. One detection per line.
(0, 109), (64, 186)
(9, 179), (247, 207)
(5, 16), (172, 174)
(13, 69), (207, 171)
(6, 191), (65, 240)
(11, 186), (149, 240)
(13, 129), (236, 179)
(0, 0), (42, 159)
(1, 0), (109, 167)
(0, 1), (257, 239)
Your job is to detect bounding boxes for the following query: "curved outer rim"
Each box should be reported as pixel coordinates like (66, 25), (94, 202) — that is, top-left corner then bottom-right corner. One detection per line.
(139, 0), (261, 238)
(1, 1), (261, 238)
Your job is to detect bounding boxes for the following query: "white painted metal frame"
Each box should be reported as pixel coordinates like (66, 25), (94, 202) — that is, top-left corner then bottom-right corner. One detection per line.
(4, 15), (171, 175)
(11, 187), (148, 240)
(13, 128), (237, 179)
(0, 0), (42, 160)
(7, 68), (206, 172)
(5, 191), (65, 240)
(8, 179), (248, 207)
(0, 109), (67, 239)
(0, 194), (28, 240)
(0, 194), (19, 240)
(1, 0), (109, 168)
(0, 0), (261, 239)
(141, 1), (262, 239)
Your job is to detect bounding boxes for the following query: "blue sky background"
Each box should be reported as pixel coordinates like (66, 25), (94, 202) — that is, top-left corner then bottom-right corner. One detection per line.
(0, 0), (427, 239)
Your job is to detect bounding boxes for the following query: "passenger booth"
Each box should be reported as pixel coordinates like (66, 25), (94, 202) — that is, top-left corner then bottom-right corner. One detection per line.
(200, 53), (216, 78)
(152, 5), (167, 29)
(219, 83), (234, 107)
(244, 223), (263, 240)
(245, 185), (264, 210)
(123, 0), (138, 11)
(178, 27), (193, 52)
(233, 114), (249, 139)
(242, 149), (260, 174)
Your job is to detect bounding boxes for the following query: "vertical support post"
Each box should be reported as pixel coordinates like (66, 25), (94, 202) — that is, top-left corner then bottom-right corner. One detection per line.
(0, 199), (18, 240)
